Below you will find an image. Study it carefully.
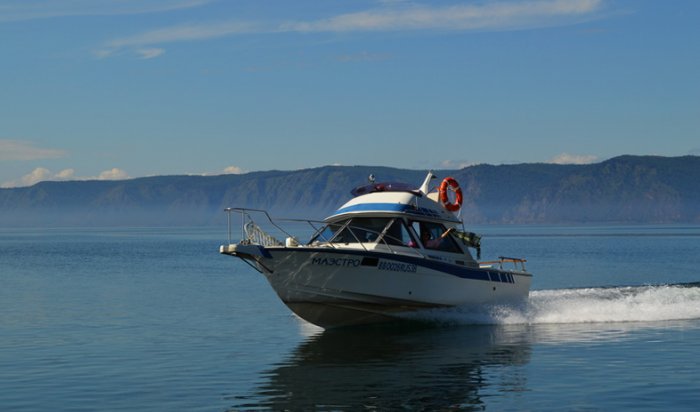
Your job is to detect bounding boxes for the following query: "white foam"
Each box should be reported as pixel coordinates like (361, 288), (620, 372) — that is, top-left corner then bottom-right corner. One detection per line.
(407, 284), (700, 326)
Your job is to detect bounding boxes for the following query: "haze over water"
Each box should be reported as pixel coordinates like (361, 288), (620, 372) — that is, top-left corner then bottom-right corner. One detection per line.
(2, 225), (700, 410)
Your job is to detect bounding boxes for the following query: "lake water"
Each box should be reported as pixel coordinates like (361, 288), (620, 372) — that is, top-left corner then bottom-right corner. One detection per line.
(2, 225), (700, 411)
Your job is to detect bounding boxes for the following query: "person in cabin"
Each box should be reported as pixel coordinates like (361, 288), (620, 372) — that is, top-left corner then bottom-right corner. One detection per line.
(420, 224), (455, 250)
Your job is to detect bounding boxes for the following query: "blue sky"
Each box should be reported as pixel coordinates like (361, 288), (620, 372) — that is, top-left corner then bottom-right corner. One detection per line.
(1, 0), (698, 187)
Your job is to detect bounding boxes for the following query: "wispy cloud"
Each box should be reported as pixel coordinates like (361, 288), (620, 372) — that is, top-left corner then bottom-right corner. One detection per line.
(0, 139), (67, 161)
(549, 153), (599, 165)
(0, 0), (212, 22)
(136, 48), (165, 59)
(440, 159), (475, 170)
(2, 167), (129, 188)
(282, 0), (604, 33)
(98, 0), (605, 57)
(97, 21), (259, 58)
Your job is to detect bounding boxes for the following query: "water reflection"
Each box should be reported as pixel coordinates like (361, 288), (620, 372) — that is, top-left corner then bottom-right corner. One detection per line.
(229, 323), (532, 411)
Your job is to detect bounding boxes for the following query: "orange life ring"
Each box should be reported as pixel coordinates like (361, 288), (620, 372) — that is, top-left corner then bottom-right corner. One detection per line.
(439, 177), (463, 212)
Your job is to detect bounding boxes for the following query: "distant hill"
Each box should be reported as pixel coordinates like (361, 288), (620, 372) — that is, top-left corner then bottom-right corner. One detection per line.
(1, 155), (699, 227)
(451, 155), (700, 224)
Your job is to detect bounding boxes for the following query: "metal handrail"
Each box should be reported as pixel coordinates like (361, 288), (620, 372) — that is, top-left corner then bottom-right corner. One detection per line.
(479, 256), (528, 272)
(225, 207), (297, 244)
(244, 221), (284, 247)
(223, 207), (426, 257)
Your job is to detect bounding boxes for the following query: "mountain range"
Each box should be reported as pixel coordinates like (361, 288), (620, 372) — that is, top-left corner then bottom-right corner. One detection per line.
(1, 155), (699, 227)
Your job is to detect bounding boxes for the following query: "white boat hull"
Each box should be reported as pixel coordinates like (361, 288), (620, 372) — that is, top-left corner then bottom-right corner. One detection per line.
(224, 245), (531, 328)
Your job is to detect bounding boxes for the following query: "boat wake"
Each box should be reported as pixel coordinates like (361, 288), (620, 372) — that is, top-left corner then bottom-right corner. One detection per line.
(405, 282), (700, 326)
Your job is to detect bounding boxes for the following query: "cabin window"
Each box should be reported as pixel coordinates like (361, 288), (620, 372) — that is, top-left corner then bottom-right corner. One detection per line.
(381, 219), (416, 247)
(410, 220), (461, 253)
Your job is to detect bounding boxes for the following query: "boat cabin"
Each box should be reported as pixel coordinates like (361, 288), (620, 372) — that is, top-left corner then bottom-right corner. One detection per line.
(307, 177), (480, 267)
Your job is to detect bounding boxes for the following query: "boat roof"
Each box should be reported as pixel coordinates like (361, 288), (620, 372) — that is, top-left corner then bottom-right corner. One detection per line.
(326, 174), (462, 224)
(350, 182), (422, 197)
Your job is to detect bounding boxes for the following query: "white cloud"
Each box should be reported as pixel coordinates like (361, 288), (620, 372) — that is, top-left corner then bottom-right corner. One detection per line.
(223, 165), (245, 175)
(0, 139), (67, 161)
(0, 0), (212, 22)
(55, 168), (76, 179)
(2, 167), (129, 188)
(2, 167), (73, 188)
(97, 168), (129, 180)
(99, 0), (605, 56)
(549, 153), (599, 165)
(18, 167), (53, 187)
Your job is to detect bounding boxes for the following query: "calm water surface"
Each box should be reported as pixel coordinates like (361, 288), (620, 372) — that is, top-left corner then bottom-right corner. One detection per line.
(1, 225), (700, 411)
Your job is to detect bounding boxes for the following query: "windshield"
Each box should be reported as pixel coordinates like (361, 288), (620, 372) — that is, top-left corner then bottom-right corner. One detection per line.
(309, 222), (345, 244)
(332, 217), (391, 244)
(310, 217), (416, 247)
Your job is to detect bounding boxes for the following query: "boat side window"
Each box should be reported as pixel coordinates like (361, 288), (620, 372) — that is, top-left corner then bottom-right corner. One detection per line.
(381, 219), (416, 247)
(411, 220), (461, 253)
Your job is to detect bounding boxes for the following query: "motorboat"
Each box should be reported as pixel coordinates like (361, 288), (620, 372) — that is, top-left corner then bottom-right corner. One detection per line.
(220, 172), (531, 328)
